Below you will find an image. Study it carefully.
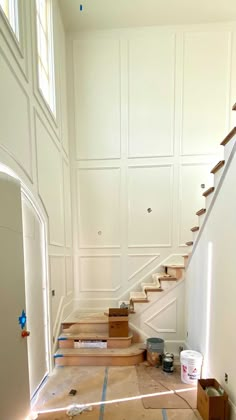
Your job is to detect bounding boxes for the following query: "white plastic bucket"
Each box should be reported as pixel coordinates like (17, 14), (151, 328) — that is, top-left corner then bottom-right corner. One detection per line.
(180, 350), (203, 384)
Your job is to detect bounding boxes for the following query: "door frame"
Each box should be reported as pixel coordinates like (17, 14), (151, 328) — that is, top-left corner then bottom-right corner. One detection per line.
(0, 163), (52, 393)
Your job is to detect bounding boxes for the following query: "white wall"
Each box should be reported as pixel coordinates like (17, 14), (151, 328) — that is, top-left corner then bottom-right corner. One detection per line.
(186, 141), (236, 419)
(66, 22), (236, 317)
(0, 1), (74, 349)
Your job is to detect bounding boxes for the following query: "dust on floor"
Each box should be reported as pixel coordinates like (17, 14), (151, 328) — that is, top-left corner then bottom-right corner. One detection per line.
(33, 363), (203, 420)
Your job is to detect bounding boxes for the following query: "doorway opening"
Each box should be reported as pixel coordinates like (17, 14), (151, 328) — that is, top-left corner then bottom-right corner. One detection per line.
(0, 163), (51, 399)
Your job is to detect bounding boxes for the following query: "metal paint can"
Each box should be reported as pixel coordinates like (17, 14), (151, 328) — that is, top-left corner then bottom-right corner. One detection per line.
(162, 353), (174, 373)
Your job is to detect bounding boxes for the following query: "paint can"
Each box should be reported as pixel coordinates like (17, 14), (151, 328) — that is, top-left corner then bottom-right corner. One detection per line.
(146, 338), (164, 366)
(162, 353), (174, 373)
(180, 350), (203, 384)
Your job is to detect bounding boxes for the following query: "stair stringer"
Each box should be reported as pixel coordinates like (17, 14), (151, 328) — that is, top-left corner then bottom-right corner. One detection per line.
(129, 279), (185, 356)
(187, 133), (236, 267)
(118, 253), (185, 306)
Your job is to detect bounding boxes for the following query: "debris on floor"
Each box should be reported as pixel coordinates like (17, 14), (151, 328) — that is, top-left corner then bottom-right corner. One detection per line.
(68, 389), (77, 396)
(66, 404), (92, 418)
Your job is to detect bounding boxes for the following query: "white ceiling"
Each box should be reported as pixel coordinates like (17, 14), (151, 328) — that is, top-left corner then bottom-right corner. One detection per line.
(59, 0), (236, 32)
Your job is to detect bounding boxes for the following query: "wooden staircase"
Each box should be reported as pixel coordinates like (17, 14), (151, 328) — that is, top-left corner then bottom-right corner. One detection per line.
(54, 312), (145, 366)
(184, 117), (236, 257)
(129, 263), (185, 310)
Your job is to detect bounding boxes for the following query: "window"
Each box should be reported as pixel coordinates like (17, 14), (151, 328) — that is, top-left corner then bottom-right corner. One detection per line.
(35, 0), (55, 114)
(0, 0), (19, 39)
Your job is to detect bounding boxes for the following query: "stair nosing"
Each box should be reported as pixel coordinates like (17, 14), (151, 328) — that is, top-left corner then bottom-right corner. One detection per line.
(202, 187), (215, 197)
(220, 127), (236, 146)
(191, 226), (199, 232)
(210, 160), (225, 174)
(196, 208), (206, 216)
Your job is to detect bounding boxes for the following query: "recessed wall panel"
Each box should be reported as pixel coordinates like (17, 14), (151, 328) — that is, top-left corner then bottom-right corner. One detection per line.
(128, 255), (160, 281)
(36, 114), (64, 246)
(63, 161), (72, 247)
(0, 54), (31, 177)
(182, 32), (231, 155)
(49, 256), (65, 326)
(179, 164), (213, 245)
(128, 35), (175, 157)
(128, 165), (173, 246)
(74, 39), (121, 160)
(77, 168), (121, 248)
(65, 256), (73, 296)
(79, 256), (121, 292)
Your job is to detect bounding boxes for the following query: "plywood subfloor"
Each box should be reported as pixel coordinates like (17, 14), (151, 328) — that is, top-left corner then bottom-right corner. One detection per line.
(33, 363), (203, 420)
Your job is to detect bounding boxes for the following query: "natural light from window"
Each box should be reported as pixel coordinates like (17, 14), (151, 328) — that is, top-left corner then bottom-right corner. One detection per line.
(0, 0), (19, 39)
(35, 0), (55, 114)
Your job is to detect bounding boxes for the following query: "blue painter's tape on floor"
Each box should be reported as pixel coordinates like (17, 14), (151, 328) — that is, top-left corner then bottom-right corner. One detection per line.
(162, 408), (168, 420)
(99, 367), (109, 420)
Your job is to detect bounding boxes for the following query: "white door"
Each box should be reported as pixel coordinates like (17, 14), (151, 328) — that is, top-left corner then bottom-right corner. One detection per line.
(22, 195), (49, 398)
(0, 173), (30, 420)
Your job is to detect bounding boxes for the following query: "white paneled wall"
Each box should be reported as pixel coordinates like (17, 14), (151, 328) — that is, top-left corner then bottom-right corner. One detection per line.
(73, 39), (121, 160)
(128, 34), (175, 157)
(77, 168), (121, 248)
(181, 31), (231, 155)
(68, 22), (236, 345)
(128, 165), (173, 247)
(0, 1), (74, 351)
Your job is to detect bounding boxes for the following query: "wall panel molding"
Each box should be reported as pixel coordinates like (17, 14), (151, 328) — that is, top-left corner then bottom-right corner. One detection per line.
(128, 254), (160, 281)
(79, 255), (121, 292)
(145, 298), (177, 333)
(35, 110), (65, 247)
(0, 48), (33, 180)
(73, 38), (121, 161)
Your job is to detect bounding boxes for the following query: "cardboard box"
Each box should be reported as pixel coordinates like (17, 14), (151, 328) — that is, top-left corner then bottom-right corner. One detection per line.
(108, 308), (129, 337)
(109, 321), (129, 337)
(197, 379), (228, 420)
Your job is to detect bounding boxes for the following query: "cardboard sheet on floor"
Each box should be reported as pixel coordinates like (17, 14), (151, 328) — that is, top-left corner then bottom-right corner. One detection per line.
(136, 364), (197, 409)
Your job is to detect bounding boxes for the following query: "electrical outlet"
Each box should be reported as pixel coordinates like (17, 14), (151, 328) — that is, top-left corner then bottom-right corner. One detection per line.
(225, 373), (228, 383)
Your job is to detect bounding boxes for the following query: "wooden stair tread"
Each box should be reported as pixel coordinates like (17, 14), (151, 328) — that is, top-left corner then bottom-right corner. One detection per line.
(196, 208), (206, 216)
(210, 160), (225, 174)
(232, 103), (236, 111)
(55, 344), (144, 357)
(162, 264), (184, 268)
(58, 332), (132, 341)
(158, 275), (177, 281)
(220, 127), (236, 146)
(185, 241), (193, 246)
(63, 312), (108, 324)
(142, 284), (162, 290)
(191, 226), (199, 232)
(203, 187), (214, 197)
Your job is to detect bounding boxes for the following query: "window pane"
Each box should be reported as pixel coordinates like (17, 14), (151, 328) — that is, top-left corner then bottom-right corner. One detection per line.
(0, 0), (9, 16)
(0, 0), (19, 39)
(39, 65), (50, 104)
(35, 0), (55, 114)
